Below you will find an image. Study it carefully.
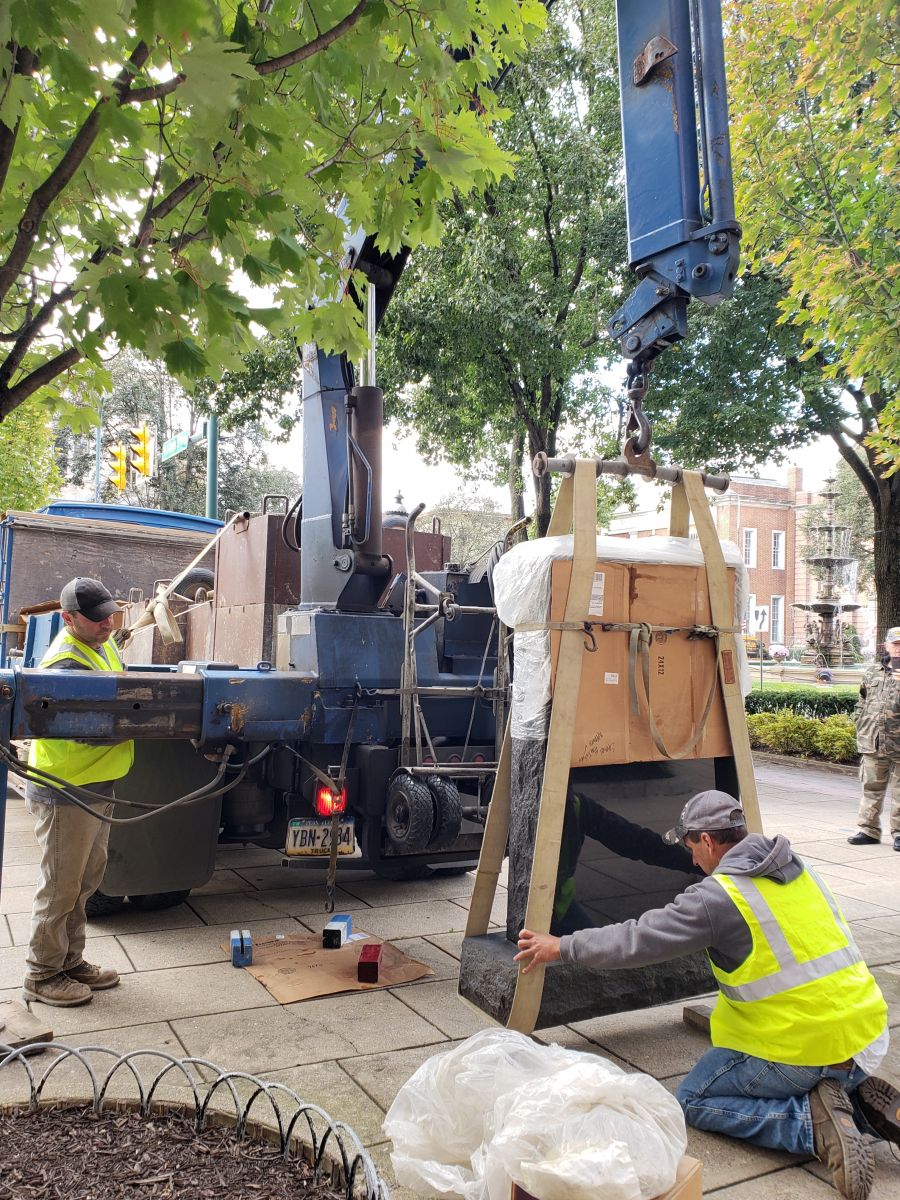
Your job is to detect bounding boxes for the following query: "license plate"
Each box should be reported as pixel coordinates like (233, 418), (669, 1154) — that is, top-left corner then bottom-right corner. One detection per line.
(285, 818), (356, 856)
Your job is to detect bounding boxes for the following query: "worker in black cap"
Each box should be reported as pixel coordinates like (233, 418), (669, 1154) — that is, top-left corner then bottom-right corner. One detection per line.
(516, 790), (899, 1200)
(24, 578), (134, 1007)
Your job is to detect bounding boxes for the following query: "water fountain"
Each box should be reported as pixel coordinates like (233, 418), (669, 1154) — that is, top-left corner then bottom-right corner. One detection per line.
(792, 475), (860, 666)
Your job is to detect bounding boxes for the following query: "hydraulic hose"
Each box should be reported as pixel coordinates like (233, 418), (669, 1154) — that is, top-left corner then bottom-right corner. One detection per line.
(0, 743), (258, 826)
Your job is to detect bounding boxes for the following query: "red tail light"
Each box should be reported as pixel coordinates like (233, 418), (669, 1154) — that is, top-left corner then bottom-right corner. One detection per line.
(314, 786), (347, 816)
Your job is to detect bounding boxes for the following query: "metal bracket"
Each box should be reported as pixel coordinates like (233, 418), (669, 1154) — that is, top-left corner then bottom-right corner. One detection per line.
(634, 35), (677, 86)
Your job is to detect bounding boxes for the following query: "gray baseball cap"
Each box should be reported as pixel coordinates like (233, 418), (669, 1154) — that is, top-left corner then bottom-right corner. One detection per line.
(60, 577), (119, 622)
(663, 790), (747, 845)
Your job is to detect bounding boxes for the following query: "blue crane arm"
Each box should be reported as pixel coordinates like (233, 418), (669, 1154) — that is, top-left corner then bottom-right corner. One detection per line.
(606, 0), (741, 371)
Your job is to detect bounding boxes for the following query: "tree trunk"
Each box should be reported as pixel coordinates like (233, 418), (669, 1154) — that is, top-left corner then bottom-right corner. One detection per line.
(507, 432), (525, 523)
(873, 469), (900, 641)
(528, 424), (555, 537)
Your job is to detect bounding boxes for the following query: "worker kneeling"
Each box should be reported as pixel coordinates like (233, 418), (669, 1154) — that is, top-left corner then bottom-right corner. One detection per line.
(516, 790), (899, 1200)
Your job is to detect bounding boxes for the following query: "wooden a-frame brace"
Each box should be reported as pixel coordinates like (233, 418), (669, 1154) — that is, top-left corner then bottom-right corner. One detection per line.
(463, 463), (761, 1034)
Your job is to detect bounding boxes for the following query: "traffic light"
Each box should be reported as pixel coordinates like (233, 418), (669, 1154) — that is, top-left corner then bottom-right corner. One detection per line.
(130, 425), (153, 477)
(108, 442), (128, 491)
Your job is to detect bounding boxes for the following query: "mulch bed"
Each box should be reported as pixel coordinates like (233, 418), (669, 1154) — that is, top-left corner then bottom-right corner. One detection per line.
(0, 1105), (347, 1200)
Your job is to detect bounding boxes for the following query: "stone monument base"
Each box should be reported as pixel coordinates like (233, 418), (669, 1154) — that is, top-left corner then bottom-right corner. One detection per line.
(458, 932), (714, 1029)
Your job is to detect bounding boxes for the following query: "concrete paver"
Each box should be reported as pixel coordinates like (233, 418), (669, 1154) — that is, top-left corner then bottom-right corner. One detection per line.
(116, 917), (308, 972)
(2, 757), (899, 1198)
(391, 979), (495, 1040)
(0, 934), (133, 989)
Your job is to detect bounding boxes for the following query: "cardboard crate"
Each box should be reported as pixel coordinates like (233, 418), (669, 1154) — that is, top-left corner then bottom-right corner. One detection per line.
(550, 558), (736, 766)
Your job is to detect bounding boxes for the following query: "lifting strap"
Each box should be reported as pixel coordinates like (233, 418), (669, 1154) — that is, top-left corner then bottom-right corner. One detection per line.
(679, 470), (761, 832)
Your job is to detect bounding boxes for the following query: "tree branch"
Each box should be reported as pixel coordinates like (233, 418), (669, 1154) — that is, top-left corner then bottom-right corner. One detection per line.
(256, 1), (371, 75)
(0, 347), (82, 420)
(830, 428), (879, 509)
(121, 75), (186, 105)
(0, 42), (151, 309)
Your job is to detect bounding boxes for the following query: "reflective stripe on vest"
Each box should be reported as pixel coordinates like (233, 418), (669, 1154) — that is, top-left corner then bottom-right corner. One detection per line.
(28, 629), (134, 787)
(42, 632), (124, 672)
(715, 869), (864, 1003)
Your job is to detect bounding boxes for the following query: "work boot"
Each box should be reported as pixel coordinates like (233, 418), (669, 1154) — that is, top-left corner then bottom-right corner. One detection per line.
(847, 832), (880, 846)
(856, 1076), (900, 1146)
(809, 1079), (874, 1200)
(23, 972), (92, 1007)
(65, 961), (120, 990)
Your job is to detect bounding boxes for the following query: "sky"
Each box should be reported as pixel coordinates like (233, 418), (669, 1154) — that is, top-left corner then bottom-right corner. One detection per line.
(267, 418), (843, 517)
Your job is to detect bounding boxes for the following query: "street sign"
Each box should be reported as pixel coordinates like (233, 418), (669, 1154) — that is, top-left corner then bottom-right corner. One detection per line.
(160, 422), (208, 463)
(160, 431), (189, 462)
(750, 605), (770, 633)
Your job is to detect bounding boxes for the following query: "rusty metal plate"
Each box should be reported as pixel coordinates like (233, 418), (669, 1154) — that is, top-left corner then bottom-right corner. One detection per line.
(215, 514), (300, 608)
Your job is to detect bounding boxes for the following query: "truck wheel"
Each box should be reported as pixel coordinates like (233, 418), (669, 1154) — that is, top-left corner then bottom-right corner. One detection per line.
(385, 775), (434, 852)
(127, 890), (191, 911)
(171, 568), (214, 600)
(85, 890), (126, 918)
(425, 776), (462, 849)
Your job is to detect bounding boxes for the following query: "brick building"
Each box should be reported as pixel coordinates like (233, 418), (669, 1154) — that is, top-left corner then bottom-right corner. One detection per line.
(608, 467), (876, 651)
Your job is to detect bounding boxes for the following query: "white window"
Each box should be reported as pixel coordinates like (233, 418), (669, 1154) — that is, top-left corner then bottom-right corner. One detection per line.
(771, 595), (784, 644)
(742, 528), (757, 568)
(772, 530), (785, 570)
(744, 593), (757, 632)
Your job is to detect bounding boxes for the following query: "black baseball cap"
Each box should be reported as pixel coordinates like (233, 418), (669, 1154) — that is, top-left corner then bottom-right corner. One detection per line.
(60, 577), (119, 622)
(663, 790), (747, 845)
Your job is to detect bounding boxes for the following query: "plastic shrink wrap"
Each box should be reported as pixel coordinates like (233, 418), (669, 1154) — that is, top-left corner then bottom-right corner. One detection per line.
(384, 1029), (687, 1200)
(492, 534), (750, 742)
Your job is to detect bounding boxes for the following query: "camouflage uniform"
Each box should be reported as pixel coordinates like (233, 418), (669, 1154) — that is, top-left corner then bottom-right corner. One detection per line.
(853, 660), (900, 840)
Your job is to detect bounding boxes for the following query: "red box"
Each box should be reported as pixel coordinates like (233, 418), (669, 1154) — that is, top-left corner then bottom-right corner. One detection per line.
(357, 943), (383, 983)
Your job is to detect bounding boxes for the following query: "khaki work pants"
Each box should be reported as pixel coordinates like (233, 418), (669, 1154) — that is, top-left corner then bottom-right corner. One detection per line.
(25, 788), (114, 982)
(855, 753), (900, 840)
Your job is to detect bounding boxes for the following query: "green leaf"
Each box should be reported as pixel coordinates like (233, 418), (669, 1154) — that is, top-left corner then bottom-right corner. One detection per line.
(162, 336), (210, 379)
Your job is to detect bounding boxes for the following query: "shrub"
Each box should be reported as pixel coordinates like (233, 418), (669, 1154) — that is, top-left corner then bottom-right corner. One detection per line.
(814, 714), (858, 762)
(746, 709), (859, 763)
(745, 685), (858, 719)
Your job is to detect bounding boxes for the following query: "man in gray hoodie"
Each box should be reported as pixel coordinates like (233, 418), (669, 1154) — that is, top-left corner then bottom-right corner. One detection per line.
(515, 790), (899, 1200)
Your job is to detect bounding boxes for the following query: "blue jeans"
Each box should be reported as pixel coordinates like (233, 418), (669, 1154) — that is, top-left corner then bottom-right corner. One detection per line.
(676, 1047), (868, 1156)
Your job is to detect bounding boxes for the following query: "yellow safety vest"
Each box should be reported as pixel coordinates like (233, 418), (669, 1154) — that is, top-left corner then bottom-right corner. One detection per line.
(28, 628), (135, 786)
(708, 868), (887, 1066)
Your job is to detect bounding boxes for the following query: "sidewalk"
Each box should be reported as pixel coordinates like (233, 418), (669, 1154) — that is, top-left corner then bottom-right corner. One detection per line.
(2, 759), (898, 1197)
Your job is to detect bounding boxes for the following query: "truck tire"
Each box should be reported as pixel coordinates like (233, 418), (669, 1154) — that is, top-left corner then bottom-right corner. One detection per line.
(385, 774), (434, 852)
(127, 890), (191, 911)
(85, 890), (126, 918)
(424, 776), (462, 849)
(171, 568), (214, 600)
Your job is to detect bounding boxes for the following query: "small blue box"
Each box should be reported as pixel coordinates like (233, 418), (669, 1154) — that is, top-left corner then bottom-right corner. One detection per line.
(230, 928), (253, 967)
(322, 913), (353, 949)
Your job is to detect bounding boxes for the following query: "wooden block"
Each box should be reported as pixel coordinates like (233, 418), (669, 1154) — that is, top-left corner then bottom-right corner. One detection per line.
(511, 1155), (702, 1199)
(682, 1003), (713, 1037)
(357, 942), (383, 983)
(0, 1001), (53, 1052)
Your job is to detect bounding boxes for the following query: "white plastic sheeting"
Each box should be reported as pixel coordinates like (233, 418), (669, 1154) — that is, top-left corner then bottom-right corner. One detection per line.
(384, 1028), (687, 1200)
(492, 534), (750, 740)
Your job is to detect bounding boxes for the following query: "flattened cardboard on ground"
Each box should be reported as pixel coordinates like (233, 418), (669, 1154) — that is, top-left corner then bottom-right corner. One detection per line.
(0, 1001), (53, 1052)
(549, 558), (736, 766)
(221, 933), (432, 1003)
(511, 1155), (702, 1200)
